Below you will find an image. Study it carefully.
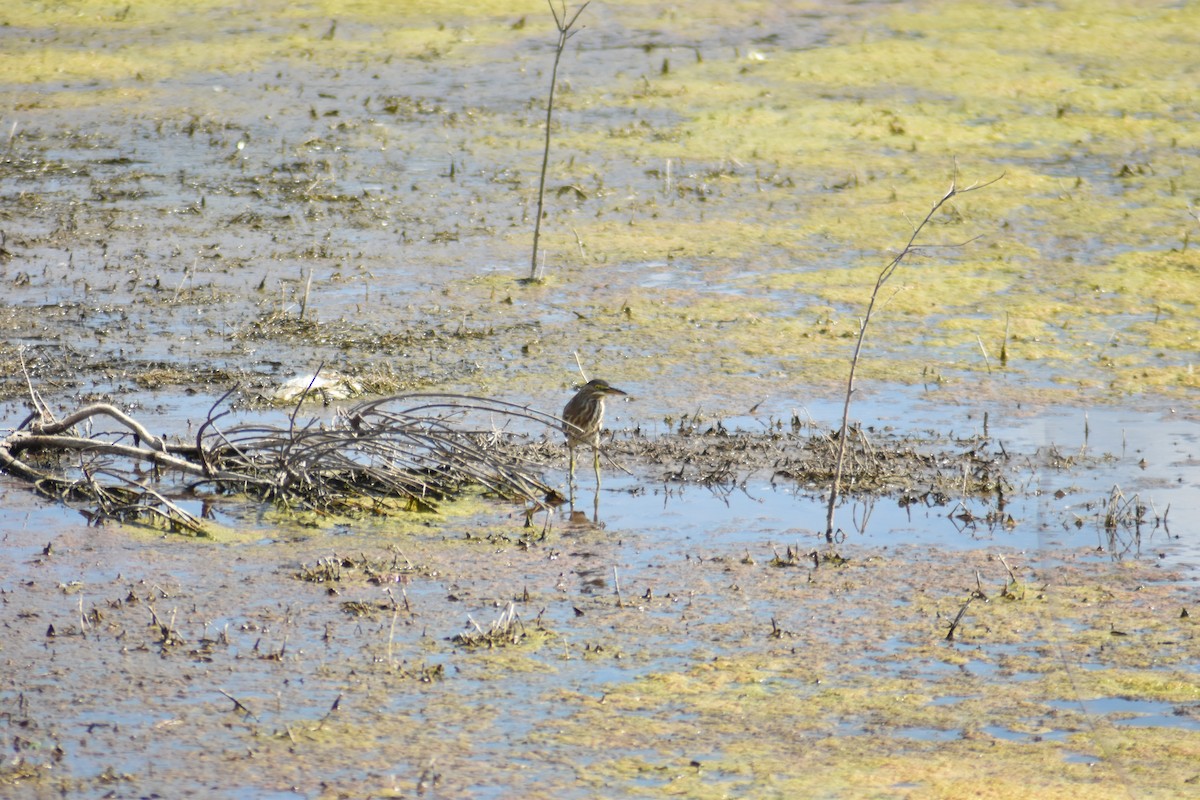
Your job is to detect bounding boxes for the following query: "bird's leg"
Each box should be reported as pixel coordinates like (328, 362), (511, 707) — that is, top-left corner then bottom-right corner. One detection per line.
(568, 444), (577, 505)
(593, 445), (602, 491)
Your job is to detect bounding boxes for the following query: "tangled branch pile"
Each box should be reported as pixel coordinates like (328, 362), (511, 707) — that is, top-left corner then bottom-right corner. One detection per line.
(0, 392), (560, 535)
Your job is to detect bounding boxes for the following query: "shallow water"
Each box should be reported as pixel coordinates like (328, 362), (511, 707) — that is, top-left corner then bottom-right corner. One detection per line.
(2, 394), (1197, 796)
(3, 1), (1200, 797)
(586, 393), (1198, 567)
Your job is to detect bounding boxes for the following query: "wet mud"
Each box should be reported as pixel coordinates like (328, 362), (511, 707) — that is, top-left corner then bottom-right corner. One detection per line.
(2, 1), (1199, 798)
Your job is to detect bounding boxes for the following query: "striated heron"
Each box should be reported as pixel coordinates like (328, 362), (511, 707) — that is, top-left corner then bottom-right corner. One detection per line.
(562, 378), (627, 493)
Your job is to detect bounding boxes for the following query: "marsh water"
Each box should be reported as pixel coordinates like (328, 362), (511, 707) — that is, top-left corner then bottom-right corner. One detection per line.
(2, 1), (1199, 798)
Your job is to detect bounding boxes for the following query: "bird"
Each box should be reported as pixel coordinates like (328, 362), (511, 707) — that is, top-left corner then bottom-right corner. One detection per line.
(562, 378), (627, 495)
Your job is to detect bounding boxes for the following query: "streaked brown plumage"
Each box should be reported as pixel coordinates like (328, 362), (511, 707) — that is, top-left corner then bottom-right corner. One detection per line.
(562, 378), (627, 492)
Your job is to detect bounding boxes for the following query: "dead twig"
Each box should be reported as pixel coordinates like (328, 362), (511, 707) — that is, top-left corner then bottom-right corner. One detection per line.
(1, 391), (564, 534)
(825, 165), (1003, 542)
(528, 1), (590, 282)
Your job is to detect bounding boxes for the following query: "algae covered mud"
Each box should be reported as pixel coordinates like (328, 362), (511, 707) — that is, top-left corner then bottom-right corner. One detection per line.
(0, 0), (1196, 405)
(1, 1), (1198, 798)
(3, 400), (1198, 800)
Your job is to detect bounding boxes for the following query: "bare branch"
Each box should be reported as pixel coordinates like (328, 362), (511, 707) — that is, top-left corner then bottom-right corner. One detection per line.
(26, 403), (168, 452)
(1, 390), (564, 534)
(824, 167), (1003, 541)
(529, 1), (591, 282)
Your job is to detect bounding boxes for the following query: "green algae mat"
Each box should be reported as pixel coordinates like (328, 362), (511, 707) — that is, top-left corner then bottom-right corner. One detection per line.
(1, 1), (1198, 797)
